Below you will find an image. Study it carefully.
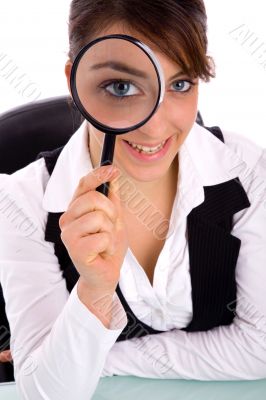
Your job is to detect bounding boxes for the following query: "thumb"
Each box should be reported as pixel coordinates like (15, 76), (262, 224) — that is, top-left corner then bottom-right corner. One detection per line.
(109, 173), (129, 235)
(109, 175), (124, 224)
(109, 175), (129, 259)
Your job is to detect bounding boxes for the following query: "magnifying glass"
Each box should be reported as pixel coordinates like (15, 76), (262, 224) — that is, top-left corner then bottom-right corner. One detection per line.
(70, 34), (165, 196)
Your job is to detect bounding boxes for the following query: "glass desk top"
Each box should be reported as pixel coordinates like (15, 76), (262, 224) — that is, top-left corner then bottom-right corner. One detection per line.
(1, 376), (266, 400)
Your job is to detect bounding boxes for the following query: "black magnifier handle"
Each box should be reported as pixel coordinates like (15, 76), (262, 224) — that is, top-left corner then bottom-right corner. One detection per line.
(96, 134), (117, 196)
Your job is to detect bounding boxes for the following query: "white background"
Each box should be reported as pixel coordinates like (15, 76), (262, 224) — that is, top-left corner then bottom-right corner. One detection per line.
(0, 0), (265, 147)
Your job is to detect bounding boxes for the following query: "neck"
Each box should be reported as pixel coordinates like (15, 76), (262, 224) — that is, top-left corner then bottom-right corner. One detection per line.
(126, 155), (179, 202)
(118, 155), (179, 222)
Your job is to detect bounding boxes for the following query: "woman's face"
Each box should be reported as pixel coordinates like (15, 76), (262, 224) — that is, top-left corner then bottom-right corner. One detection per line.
(66, 24), (199, 183)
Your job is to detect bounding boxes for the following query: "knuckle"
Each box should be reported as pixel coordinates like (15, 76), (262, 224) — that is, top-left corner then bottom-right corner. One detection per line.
(60, 229), (67, 244)
(59, 213), (67, 229)
(61, 231), (78, 256)
(102, 231), (111, 247)
(96, 210), (105, 226)
(78, 176), (87, 189)
(60, 226), (73, 245)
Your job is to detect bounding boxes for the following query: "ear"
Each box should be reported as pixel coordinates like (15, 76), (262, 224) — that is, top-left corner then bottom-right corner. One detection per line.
(65, 60), (73, 94)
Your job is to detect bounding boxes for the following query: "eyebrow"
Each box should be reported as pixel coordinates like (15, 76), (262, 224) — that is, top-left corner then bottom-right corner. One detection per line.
(169, 71), (193, 80)
(90, 61), (149, 79)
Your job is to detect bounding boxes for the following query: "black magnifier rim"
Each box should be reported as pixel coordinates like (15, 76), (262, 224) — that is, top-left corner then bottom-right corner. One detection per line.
(70, 34), (162, 135)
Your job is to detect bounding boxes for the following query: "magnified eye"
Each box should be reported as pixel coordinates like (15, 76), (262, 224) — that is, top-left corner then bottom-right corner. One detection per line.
(171, 80), (194, 93)
(101, 80), (140, 97)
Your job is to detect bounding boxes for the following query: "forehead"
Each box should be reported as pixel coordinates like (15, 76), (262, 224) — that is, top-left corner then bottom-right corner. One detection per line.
(94, 22), (185, 76)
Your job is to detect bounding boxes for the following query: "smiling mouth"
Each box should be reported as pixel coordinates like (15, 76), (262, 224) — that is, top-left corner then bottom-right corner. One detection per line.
(123, 139), (167, 154)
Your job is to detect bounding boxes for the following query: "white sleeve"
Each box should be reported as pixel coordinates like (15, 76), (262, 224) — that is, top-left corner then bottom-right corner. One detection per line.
(102, 150), (266, 381)
(0, 165), (127, 400)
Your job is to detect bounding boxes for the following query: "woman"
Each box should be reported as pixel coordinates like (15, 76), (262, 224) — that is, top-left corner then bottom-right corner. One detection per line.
(0, 0), (266, 398)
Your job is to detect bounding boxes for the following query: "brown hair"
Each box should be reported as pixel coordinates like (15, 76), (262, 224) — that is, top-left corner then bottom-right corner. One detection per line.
(68, 0), (215, 82)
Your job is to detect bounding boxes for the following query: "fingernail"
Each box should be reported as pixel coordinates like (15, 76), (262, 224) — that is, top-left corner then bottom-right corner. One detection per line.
(94, 165), (115, 181)
(104, 165), (119, 179)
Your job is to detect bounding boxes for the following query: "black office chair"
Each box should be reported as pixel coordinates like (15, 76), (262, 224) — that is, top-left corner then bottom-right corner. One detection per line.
(0, 96), (204, 382)
(0, 96), (84, 175)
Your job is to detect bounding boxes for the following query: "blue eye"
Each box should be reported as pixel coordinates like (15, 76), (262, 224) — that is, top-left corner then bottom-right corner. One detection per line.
(103, 81), (140, 97)
(171, 80), (193, 93)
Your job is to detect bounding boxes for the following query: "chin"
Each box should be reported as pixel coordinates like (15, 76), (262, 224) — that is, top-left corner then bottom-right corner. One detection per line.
(117, 162), (171, 183)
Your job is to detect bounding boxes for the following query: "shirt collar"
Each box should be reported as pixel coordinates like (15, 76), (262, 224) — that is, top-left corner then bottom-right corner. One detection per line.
(42, 121), (245, 213)
(42, 121), (93, 212)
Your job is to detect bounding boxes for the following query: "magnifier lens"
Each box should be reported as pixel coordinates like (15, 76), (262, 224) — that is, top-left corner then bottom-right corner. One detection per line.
(74, 37), (161, 131)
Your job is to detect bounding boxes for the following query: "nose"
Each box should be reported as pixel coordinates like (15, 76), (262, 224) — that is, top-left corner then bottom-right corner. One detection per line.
(138, 99), (173, 139)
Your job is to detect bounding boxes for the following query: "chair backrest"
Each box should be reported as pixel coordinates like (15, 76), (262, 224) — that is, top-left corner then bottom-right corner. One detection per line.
(0, 96), (83, 174)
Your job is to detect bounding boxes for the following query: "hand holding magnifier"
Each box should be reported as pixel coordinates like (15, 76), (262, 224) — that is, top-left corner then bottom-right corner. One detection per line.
(70, 34), (164, 196)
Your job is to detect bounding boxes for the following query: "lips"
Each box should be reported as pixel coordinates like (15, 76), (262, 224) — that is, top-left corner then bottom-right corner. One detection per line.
(125, 140), (166, 148)
(124, 140), (166, 154)
(121, 136), (172, 162)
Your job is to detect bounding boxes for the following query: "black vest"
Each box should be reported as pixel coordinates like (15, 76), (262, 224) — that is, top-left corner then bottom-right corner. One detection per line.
(40, 126), (251, 341)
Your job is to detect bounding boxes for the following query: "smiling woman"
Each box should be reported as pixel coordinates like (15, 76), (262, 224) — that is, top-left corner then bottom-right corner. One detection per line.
(0, 1), (266, 399)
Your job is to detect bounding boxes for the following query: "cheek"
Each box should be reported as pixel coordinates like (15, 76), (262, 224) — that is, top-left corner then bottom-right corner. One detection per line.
(171, 93), (198, 129)
(168, 100), (198, 148)
(89, 126), (104, 148)
(168, 103), (197, 133)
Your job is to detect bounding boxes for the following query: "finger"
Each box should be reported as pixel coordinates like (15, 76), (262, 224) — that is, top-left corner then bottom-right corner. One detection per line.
(0, 350), (12, 363)
(61, 190), (118, 228)
(71, 232), (115, 265)
(108, 177), (129, 260)
(71, 165), (120, 205)
(61, 211), (115, 243)
(108, 177), (125, 230)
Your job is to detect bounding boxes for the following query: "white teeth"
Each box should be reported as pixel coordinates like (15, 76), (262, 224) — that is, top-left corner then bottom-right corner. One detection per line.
(126, 140), (166, 154)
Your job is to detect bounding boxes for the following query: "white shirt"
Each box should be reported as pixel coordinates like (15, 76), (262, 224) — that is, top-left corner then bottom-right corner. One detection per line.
(0, 121), (266, 400)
